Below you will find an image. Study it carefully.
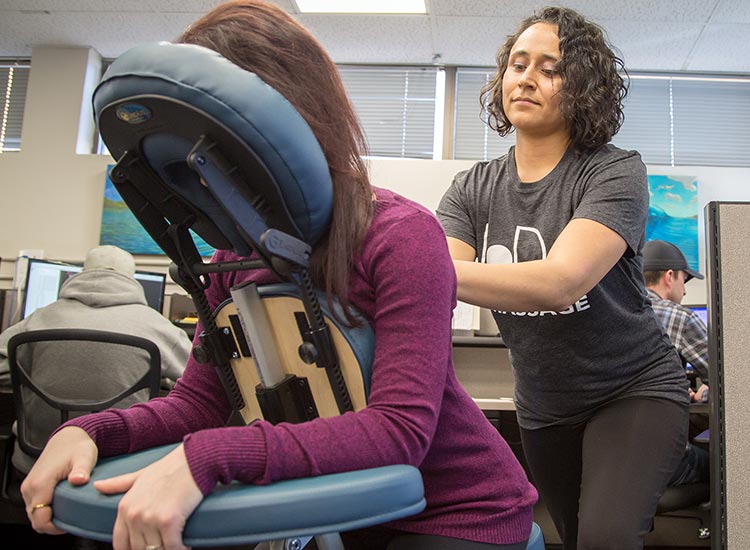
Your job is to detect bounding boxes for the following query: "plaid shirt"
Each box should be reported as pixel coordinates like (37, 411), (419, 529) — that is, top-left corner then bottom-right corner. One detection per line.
(647, 289), (709, 381)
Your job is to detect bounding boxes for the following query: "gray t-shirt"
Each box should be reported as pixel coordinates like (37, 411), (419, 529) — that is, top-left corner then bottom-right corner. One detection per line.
(437, 144), (688, 429)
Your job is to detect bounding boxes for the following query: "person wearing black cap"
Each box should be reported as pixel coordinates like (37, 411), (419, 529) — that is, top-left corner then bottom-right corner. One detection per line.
(642, 239), (709, 488)
(642, 239), (708, 399)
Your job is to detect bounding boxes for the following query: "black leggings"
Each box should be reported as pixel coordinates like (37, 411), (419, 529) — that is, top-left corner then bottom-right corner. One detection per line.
(520, 397), (688, 550)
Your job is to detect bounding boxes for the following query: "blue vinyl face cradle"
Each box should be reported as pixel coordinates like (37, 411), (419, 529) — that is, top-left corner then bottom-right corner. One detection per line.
(93, 41), (334, 256)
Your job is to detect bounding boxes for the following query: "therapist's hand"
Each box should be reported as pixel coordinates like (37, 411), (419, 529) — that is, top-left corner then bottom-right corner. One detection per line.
(21, 426), (98, 534)
(94, 443), (202, 550)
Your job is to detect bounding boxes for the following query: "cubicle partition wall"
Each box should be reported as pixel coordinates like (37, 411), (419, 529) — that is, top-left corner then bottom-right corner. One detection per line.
(705, 201), (750, 550)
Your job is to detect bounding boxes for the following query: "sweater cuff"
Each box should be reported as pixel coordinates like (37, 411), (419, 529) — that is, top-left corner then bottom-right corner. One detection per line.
(183, 425), (267, 496)
(56, 412), (130, 457)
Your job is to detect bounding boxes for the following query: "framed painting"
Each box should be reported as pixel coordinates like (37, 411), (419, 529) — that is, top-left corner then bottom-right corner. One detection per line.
(100, 165), (215, 256)
(646, 174), (699, 271)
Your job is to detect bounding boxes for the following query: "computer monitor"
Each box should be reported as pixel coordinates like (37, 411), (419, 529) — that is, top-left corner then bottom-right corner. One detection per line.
(22, 260), (81, 319)
(133, 270), (167, 314)
(21, 258), (167, 319)
(688, 305), (708, 327)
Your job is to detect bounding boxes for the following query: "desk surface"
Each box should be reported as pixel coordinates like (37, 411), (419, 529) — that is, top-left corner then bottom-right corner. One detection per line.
(689, 402), (709, 415)
(472, 397), (515, 411)
(452, 336), (505, 348)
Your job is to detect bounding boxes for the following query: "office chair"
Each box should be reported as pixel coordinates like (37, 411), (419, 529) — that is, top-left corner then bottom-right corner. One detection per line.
(654, 483), (711, 540)
(0, 388), (26, 525)
(1, 328), (161, 511)
(50, 42), (542, 549)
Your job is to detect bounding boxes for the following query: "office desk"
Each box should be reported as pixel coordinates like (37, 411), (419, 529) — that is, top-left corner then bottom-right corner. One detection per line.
(690, 402), (709, 415)
(473, 397), (515, 411)
(452, 336), (505, 348)
(452, 339), (515, 409)
(174, 320), (197, 340)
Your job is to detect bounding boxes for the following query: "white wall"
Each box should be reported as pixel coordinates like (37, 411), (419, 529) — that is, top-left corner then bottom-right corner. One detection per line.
(3, 47), (750, 308)
(0, 47), (115, 287)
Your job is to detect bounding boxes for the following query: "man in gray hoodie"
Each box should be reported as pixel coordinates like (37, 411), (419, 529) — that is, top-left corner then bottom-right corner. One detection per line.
(0, 245), (191, 473)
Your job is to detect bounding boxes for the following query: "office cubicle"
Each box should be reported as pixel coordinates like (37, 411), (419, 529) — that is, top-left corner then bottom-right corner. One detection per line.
(705, 201), (750, 550)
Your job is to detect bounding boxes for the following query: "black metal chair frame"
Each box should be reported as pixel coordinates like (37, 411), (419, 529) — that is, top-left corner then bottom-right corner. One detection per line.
(7, 328), (161, 458)
(1, 328), (161, 516)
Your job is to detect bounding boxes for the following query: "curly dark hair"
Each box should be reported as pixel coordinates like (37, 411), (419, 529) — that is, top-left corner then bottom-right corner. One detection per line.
(481, 6), (628, 153)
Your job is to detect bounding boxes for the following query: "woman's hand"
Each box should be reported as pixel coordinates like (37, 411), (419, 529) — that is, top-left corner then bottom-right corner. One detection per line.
(21, 426), (98, 534)
(94, 444), (202, 550)
(690, 383), (709, 403)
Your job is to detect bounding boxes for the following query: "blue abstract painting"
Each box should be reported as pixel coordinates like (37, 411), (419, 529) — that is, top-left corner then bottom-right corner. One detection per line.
(100, 166), (215, 256)
(646, 175), (699, 271)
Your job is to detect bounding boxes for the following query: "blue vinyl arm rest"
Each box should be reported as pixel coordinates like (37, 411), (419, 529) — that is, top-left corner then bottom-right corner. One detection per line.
(52, 444), (426, 547)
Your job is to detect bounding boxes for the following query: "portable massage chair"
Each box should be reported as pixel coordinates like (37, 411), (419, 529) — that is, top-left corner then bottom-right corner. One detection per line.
(50, 42), (425, 549)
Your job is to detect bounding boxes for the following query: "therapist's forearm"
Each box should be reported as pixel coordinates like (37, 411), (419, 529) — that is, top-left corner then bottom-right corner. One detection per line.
(453, 259), (580, 312)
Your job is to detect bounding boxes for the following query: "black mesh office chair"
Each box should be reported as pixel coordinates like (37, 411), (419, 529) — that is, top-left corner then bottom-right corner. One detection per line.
(1, 328), (161, 507)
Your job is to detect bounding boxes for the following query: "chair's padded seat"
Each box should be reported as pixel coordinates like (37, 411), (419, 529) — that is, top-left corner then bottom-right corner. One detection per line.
(526, 521), (544, 550)
(656, 482), (710, 513)
(52, 443), (425, 547)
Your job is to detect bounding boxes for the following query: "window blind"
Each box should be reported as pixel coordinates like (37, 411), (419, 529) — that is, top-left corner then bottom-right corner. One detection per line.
(612, 77), (673, 165)
(0, 63), (30, 152)
(672, 79), (750, 167)
(452, 68), (515, 161)
(338, 66), (437, 159)
(615, 76), (750, 167)
(454, 69), (750, 167)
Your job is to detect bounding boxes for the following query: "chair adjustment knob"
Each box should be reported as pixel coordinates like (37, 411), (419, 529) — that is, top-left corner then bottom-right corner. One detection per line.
(298, 342), (318, 364)
(193, 344), (210, 364)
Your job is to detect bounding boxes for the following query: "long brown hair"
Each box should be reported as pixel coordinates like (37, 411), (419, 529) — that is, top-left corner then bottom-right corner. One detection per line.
(179, 0), (373, 323)
(481, 6), (628, 154)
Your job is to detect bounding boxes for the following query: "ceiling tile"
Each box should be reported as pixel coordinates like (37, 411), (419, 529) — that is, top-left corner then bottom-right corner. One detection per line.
(300, 14), (434, 64)
(561, 0), (719, 22)
(0, 1), (235, 12)
(429, 0), (718, 22)
(0, 11), (197, 59)
(0, 0), (749, 74)
(606, 21), (705, 72)
(684, 23), (750, 72)
(428, 0), (548, 17)
(711, 0), (750, 23)
(432, 16), (519, 66)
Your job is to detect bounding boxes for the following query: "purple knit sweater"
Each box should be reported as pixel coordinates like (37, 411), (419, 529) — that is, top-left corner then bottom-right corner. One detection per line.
(67, 188), (537, 544)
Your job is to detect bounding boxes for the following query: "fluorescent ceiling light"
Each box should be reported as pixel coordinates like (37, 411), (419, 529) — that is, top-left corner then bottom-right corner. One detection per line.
(295, 0), (427, 14)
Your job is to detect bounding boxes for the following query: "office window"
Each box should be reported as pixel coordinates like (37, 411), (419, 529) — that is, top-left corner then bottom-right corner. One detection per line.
(0, 62), (30, 152)
(613, 77), (673, 165)
(338, 66), (438, 159)
(97, 64), (440, 160)
(672, 79), (750, 167)
(96, 60), (112, 156)
(614, 75), (750, 167)
(454, 69), (750, 167)
(452, 68), (515, 161)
